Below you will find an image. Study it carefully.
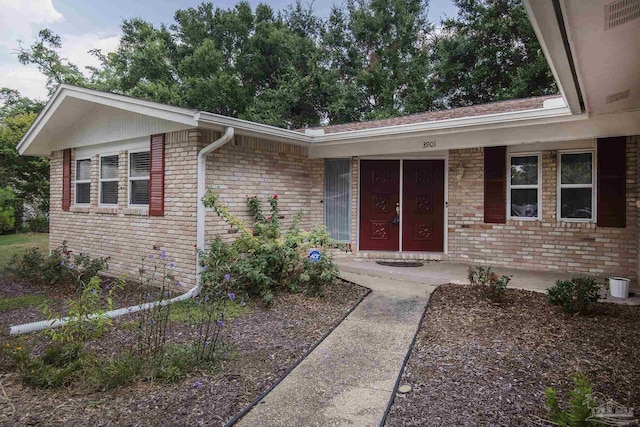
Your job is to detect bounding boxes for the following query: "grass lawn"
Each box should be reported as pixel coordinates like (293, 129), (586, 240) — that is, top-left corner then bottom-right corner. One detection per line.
(0, 233), (49, 271)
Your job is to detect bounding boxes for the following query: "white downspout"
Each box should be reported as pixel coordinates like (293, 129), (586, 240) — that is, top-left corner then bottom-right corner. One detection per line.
(10, 127), (235, 336)
(196, 126), (235, 277)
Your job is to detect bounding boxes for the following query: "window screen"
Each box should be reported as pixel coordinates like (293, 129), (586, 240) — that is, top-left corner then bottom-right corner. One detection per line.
(100, 155), (119, 205)
(75, 159), (91, 204)
(130, 152), (150, 205)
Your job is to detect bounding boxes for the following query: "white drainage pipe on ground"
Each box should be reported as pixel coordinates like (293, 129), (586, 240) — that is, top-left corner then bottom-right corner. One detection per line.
(9, 127), (235, 336)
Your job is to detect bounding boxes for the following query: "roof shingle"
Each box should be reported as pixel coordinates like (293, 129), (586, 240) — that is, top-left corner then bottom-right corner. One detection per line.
(301, 95), (561, 134)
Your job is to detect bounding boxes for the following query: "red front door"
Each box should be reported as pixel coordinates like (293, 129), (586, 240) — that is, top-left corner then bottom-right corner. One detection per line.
(359, 160), (400, 251)
(402, 160), (445, 252)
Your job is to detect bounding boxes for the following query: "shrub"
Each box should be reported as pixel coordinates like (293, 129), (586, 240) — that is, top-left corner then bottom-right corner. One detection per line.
(88, 352), (144, 389)
(44, 276), (123, 343)
(151, 345), (199, 384)
(201, 192), (346, 304)
(545, 373), (598, 427)
(19, 343), (85, 389)
(6, 241), (109, 290)
(547, 277), (601, 314)
(467, 266), (511, 302)
(0, 186), (16, 234)
(24, 214), (49, 233)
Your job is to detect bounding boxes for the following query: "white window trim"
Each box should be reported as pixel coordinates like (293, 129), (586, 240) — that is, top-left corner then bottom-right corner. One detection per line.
(507, 152), (541, 221)
(74, 157), (92, 206)
(99, 153), (119, 207)
(557, 149), (597, 223)
(128, 149), (150, 208)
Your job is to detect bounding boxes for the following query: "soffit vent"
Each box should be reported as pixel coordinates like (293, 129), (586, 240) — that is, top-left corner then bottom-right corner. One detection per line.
(605, 0), (640, 30)
(606, 89), (630, 104)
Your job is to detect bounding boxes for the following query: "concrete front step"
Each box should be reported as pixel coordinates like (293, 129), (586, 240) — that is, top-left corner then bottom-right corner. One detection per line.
(336, 259), (466, 285)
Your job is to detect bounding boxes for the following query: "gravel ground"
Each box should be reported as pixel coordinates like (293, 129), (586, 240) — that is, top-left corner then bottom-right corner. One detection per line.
(0, 279), (368, 426)
(386, 284), (640, 427)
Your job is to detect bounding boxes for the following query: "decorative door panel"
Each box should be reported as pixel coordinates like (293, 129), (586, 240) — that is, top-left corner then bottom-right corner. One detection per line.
(359, 160), (400, 251)
(402, 160), (444, 252)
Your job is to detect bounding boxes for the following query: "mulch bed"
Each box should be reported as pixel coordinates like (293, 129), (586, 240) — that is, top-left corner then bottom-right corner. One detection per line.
(386, 284), (640, 427)
(0, 278), (368, 426)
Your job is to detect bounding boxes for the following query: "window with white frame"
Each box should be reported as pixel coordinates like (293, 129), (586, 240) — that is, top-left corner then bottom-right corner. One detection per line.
(129, 151), (150, 206)
(558, 151), (594, 221)
(100, 155), (119, 205)
(75, 158), (91, 205)
(508, 154), (540, 219)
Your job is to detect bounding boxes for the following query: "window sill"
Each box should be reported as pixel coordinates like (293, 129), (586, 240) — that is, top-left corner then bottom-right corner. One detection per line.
(96, 207), (118, 215)
(70, 206), (90, 213)
(124, 207), (149, 217)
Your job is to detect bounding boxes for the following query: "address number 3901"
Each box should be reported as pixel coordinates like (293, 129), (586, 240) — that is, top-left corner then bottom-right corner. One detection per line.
(423, 141), (437, 148)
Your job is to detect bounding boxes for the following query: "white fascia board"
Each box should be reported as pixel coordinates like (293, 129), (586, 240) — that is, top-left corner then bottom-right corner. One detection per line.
(523, 0), (583, 114)
(17, 85), (199, 156)
(196, 111), (312, 145)
(311, 102), (572, 145)
(309, 109), (640, 158)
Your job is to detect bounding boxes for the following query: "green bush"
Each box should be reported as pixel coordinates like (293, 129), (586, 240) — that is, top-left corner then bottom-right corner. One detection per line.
(0, 186), (16, 234)
(6, 241), (109, 290)
(201, 192), (347, 305)
(545, 373), (598, 427)
(24, 214), (49, 233)
(467, 266), (511, 302)
(151, 345), (199, 384)
(44, 276), (123, 344)
(547, 277), (601, 314)
(19, 343), (85, 389)
(88, 352), (144, 389)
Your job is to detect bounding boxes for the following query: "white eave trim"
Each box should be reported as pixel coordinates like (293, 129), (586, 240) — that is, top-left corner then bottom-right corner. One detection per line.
(311, 101), (572, 145)
(17, 84), (199, 155)
(523, 0), (583, 114)
(196, 111), (312, 145)
(18, 84), (575, 156)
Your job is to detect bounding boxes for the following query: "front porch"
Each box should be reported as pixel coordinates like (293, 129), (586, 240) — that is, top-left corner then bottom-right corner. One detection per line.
(335, 258), (640, 304)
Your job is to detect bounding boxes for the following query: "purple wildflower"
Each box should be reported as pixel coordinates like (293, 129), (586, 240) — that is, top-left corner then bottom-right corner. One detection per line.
(177, 282), (183, 287)
(217, 320), (224, 327)
(91, 289), (97, 294)
(104, 284), (110, 291)
(160, 250), (167, 260)
(68, 263), (75, 270)
(163, 291), (169, 297)
(203, 265), (208, 271)
(228, 292), (236, 301)
(194, 381), (201, 388)
(148, 254), (154, 259)
(240, 300), (246, 307)
(240, 253), (246, 259)
(59, 261), (65, 267)
(169, 262), (175, 270)
(224, 273), (231, 282)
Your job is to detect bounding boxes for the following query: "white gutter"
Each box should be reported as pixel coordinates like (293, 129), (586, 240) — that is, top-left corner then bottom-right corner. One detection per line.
(10, 127), (236, 336)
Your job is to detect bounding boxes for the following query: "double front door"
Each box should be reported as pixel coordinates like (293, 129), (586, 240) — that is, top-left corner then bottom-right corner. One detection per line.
(359, 160), (444, 252)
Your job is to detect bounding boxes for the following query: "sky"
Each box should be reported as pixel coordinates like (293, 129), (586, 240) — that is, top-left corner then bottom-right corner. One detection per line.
(0, 0), (458, 101)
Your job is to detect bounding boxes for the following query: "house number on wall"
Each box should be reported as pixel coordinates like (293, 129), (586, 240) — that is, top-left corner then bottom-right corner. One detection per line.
(423, 141), (437, 148)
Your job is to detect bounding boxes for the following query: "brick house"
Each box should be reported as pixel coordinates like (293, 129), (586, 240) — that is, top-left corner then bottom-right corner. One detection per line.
(16, 0), (640, 290)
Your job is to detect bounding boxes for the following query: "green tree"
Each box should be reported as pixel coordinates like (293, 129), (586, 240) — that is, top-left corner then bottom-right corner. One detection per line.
(0, 102), (49, 229)
(430, 0), (556, 108)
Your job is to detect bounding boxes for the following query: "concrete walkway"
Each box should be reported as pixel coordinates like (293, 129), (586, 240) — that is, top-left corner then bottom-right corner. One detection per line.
(236, 273), (436, 426)
(236, 260), (639, 426)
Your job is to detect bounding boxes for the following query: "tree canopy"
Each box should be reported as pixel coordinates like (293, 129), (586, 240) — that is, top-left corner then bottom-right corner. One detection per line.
(13, 0), (556, 129)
